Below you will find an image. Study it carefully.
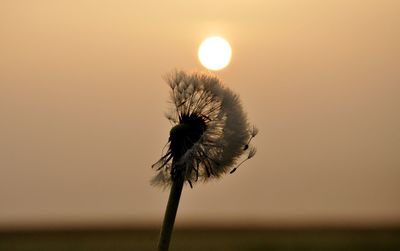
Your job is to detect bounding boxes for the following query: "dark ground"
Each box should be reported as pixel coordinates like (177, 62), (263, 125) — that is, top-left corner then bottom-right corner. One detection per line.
(1, 227), (399, 251)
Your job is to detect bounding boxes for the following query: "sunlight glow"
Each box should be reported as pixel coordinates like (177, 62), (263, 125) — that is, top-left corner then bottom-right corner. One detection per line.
(198, 36), (232, 71)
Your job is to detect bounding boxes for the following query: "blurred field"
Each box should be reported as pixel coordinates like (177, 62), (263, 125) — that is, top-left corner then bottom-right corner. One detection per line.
(1, 227), (399, 251)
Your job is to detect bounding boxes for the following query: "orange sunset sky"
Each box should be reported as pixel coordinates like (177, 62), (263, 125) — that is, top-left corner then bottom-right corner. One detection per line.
(1, 0), (399, 228)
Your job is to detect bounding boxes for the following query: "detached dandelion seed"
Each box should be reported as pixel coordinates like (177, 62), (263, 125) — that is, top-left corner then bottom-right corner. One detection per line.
(153, 70), (257, 251)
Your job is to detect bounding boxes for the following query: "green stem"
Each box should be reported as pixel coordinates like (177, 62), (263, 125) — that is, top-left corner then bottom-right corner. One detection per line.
(157, 174), (184, 251)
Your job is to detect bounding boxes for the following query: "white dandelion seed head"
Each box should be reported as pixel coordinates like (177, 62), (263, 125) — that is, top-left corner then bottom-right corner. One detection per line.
(152, 70), (257, 187)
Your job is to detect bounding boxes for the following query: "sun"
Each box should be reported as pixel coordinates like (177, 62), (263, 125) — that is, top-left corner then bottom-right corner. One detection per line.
(198, 36), (232, 71)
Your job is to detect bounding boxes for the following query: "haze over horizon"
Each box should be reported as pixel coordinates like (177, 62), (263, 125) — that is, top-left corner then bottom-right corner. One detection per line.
(1, 0), (399, 229)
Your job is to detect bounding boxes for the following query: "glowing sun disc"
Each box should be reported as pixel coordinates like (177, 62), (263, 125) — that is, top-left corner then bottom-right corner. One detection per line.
(198, 36), (232, 71)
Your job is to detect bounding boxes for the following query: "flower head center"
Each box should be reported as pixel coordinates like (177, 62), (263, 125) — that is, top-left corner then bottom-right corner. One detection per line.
(169, 115), (206, 160)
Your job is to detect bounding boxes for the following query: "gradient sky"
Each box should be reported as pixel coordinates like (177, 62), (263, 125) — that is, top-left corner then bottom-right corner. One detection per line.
(1, 0), (399, 228)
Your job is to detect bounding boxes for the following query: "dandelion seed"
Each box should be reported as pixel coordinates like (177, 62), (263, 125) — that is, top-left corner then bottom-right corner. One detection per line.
(248, 146), (257, 159)
(251, 125), (259, 137)
(230, 146), (257, 174)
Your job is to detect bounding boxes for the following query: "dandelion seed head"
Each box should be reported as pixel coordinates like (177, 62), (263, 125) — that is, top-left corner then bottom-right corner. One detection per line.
(152, 70), (257, 187)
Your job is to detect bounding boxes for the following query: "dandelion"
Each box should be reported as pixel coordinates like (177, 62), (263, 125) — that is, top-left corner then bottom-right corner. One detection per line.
(153, 70), (257, 251)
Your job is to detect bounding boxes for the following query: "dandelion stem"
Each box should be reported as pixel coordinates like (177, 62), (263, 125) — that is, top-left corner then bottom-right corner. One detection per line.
(157, 172), (184, 251)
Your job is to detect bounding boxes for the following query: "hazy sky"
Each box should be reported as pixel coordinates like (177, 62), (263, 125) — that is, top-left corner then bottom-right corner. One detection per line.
(1, 0), (399, 228)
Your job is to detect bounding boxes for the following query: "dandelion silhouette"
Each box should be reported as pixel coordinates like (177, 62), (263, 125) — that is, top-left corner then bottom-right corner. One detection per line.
(152, 70), (257, 251)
